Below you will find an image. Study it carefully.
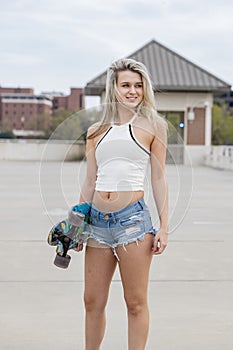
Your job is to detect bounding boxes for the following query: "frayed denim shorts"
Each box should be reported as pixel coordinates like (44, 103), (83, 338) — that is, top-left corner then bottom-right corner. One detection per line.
(87, 197), (157, 259)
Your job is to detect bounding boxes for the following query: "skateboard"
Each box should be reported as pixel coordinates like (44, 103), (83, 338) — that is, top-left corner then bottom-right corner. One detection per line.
(47, 202), (91, 269)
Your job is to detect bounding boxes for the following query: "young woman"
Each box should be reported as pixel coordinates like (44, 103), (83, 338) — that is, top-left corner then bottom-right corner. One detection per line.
(77, 58), (168, 350)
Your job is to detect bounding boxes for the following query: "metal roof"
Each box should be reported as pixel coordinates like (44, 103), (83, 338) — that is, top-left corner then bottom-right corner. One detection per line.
(85, 39), (231, 95)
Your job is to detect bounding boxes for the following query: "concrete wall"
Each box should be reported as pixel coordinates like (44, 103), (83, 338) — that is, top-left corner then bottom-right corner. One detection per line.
(204, 145), (233, 171)
(167, 145), (212, 166)
(184, 145), (211, 166)
(0, 140), (86, 161)
(1, 140), (231, 170)
(0, 139), (208, 166)
(170, 145), (233, 168)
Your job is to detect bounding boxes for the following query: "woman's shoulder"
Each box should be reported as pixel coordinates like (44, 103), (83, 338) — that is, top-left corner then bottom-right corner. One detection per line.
(87, 121), (111, 140)
(86, 122), (101, 138)
(135, 114), (154, 133)
(135, 113), (167, 139)
(141, 113), (167, 128)
(88, 121), (101, 132)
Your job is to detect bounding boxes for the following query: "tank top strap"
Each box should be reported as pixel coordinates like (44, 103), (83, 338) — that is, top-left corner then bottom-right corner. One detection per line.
(128, 113), (137, 124)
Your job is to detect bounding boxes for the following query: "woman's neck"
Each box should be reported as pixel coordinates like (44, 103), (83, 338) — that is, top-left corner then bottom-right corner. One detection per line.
(116, 106), (136, 124)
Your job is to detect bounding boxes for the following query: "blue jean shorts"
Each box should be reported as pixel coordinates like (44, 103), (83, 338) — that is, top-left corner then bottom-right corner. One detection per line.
(86, 197), (156, 258)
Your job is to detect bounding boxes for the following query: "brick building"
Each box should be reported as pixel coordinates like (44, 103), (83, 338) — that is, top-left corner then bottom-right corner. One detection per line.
(0, 87), (84, 133)
(42, 88), (85, 112)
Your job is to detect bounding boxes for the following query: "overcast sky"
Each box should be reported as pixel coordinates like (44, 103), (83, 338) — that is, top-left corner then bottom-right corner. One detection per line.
(0, 0), (232, 106)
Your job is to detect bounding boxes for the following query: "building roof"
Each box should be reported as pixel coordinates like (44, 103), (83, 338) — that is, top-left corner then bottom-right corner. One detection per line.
(85, 39), (231, 95)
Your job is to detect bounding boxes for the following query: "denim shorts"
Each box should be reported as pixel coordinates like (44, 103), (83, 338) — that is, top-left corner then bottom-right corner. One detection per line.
(86, 197), (157, 259)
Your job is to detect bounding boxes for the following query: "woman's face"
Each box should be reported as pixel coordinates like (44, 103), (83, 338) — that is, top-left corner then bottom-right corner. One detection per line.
(116, 70), (143, 109)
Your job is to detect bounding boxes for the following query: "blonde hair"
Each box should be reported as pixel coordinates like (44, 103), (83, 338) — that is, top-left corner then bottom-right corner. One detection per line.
(88, 58), (161, 139)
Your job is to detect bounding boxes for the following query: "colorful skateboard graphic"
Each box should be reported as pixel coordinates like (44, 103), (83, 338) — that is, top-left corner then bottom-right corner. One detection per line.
(47, 202), (91, 268)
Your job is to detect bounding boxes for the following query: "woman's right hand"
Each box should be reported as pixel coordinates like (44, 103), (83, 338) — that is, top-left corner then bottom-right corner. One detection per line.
(73, 240), (84, 252)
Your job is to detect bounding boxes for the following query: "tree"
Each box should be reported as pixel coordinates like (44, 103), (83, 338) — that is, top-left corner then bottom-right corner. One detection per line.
(0, 130), (16, 139)
(212, 104), (233, 145)
(48, 107), (101, 141)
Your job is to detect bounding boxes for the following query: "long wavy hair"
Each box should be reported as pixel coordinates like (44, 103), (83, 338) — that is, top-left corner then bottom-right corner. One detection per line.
(88, 58), (161, 139)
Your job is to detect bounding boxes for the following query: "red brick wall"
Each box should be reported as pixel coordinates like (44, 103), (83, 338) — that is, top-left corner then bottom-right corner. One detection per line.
(52, 88), (84, 112)
(53, 96), (67, 110)
(67, 88), (84, 111)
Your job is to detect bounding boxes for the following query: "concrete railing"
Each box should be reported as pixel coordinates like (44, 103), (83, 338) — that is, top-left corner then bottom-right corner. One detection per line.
(1, 140), (232, 170)
(204, 145), (233, 171)
(0, 139), (86, 161)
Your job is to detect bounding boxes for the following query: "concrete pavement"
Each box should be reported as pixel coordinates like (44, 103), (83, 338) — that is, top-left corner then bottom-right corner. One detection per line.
(0, 160), (233, 349)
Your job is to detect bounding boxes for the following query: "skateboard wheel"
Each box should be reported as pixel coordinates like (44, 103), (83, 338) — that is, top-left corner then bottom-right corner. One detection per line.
(68, 211), (85, 227)
(54, 253), (71, 269)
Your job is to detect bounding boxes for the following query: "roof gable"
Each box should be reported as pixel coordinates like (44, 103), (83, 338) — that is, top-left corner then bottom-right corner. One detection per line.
(85, 39), (231, 95)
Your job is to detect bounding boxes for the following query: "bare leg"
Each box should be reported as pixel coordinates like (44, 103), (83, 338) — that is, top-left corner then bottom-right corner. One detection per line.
(84, 245), (117, 350)
(117, 233), (154, 350)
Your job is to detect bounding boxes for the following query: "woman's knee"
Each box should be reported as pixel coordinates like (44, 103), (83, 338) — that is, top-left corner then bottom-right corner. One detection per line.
(84, 291), (108, 313)
(124, 295), (147, 316)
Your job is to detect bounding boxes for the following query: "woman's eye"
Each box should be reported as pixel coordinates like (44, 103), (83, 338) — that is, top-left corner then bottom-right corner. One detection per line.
(121, 83), (142, 88)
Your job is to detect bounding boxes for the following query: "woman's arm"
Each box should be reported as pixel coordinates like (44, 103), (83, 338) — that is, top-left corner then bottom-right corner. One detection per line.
(79, 125), (98, 203)
(74, 126), (98, 252)
(150, 118), (168, 254)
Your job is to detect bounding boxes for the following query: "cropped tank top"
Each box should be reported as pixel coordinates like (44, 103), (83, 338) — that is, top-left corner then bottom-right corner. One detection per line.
(95, 114), (151, 192)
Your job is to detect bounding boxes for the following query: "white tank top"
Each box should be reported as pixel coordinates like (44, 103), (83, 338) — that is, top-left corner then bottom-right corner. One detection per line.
(95, 114), (150, 192)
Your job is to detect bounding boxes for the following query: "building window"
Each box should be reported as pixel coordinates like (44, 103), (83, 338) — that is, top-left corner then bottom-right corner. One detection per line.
(79, 94), (83, 109)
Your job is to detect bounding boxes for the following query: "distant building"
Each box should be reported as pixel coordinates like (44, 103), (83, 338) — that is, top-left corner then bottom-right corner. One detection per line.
(85, 39), (231, 164)
(42, 87), (85, 112)
(0, 87), (84, 133)
(0, 88), (52, 131)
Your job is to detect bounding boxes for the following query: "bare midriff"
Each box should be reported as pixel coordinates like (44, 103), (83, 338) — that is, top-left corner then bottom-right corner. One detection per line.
(92, 190), (144, 212)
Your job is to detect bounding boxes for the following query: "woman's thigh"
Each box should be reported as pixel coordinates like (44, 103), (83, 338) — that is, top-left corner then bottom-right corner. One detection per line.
(84, 245), (117, 306)
(116, 233), (154, 300)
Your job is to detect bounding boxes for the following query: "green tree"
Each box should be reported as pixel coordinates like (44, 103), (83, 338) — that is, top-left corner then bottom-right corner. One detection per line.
(48, 107), (101, 141)
(0, 130), (16, 139)
(212, 104), (233, 145)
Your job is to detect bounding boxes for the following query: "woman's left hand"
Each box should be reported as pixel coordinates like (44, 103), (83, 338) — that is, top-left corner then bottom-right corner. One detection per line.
(152, 228), (168, 255)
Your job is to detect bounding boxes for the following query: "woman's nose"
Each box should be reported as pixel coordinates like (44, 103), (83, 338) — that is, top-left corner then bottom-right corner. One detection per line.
(129, 85), (136, 94)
